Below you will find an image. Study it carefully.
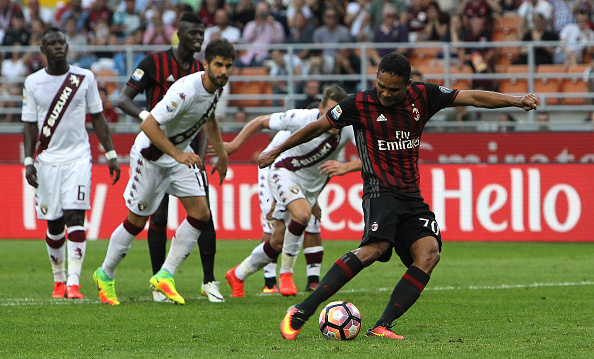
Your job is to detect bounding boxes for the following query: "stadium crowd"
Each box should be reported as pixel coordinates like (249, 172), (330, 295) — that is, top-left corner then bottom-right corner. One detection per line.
(2, 0), (594, 123)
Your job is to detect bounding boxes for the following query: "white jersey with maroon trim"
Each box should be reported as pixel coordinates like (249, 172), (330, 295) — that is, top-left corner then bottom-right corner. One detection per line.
(22, 66), (102, 164)
(133, 71), (220, 167)
(268, 108), (356, 194)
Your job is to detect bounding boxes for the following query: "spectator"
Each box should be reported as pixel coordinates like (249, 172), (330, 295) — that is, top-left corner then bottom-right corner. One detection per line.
(23, 33), (45, 74)
(60, 0), (90, 34)
(335, 48), (362, 94)
(517, 0), (552, 32)
(266, 49), (303, 107)
(554, 10), (594, 65)
(458, 0), (502, 32)
(550, 0), (577, 35)
(436, 0), (460, 15)
(288, 11), (314, 49)
(143, 11), (175, 45)
(423, 1), (448, 42)
(499, 0), (518, 14)
(365, 0), (408, 33)
(2, 11), (31, 49)
(63, 16), (89, 65)
(144, 0), (178, 29)
(345, 0), (372, 42)
(0, 0), (22, 43)
(87, 87), (120, 123)
(198, 0), (222, 27)
(113, 30), (145, 78)
(87, 0), (113, 34)
(0, 44), (27, 122)
(238, 1), (285, 67)
(29, 18), (47, 39)
(287, 0), (314, 28)
(406, 0), (427, 42)
(203, 8), (241, 48)
(24, 0), (56, 26)
(369, 4), (409, 65)
(112, 0), (143, 40)
(459, 16), (496, 90)
(270, 0), (290, 37)
(436, 14), (466, 66)
(310, 7), (351, 72)
(231, 0), (255, 31)
(295, 79), (321, 109)
(535, 111), (550, 130)
(514, 13), (558, 65)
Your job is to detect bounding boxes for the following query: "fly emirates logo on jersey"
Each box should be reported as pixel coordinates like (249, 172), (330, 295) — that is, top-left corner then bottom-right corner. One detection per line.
(377, 130), (420, 151)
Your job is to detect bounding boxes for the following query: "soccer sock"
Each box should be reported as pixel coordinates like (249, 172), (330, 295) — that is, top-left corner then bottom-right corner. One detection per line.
(298, 252), (364, 317)
(263, 262), (277, 279)
(374, 265), (430, 328)
(147, 223), (167, 275)
(279, 220), (306, 275)
(236, 240), (280, 281)
(66, 226), (86, 287)
(102, 219), (143, 278)
(45, 230), (66, 283)
(161, 216), (205, 275)
(197, 216), (216, 283)
(304, 245), (323, 284)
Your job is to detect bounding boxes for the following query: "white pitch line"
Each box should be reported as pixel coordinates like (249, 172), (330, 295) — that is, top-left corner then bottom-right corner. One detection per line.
(2, 281), (593, 307)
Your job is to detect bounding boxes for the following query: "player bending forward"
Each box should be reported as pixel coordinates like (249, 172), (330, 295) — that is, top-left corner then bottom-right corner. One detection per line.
(258, 53), (539, 340)
(22, 27), (120, 300)
(225, 85), (362, 297)
(93, 39), (235, 305)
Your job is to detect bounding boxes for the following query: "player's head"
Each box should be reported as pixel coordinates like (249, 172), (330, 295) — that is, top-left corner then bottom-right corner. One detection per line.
(178, 12), (205, 53)
(376, 53), (412, 107)
(41, 27), (68, 62)
(320, 85), (348, 113)
(203, 39), (236, 89)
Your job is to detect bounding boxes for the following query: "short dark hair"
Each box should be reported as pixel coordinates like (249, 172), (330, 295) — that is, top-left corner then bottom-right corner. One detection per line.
(378, 53), (411, 80)
(321, 85), (347, 107)
(42, 26), (63, 37)
(179, 12), (203, 25)
(204, 38), (236, 62)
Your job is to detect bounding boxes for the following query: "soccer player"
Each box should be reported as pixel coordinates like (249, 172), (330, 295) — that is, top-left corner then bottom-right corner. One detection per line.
(259, 53), (539, 340)
(224, 85), (363, 297)
(22, 27), (121, 300)
(117, 12), (224, 303)
(93, 39), (235, 305)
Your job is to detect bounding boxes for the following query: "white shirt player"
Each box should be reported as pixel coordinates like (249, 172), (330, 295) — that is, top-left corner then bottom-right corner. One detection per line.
(268, 108), (356, 195)
(132, 71), (219, 167)
(21, 66), (103, 164)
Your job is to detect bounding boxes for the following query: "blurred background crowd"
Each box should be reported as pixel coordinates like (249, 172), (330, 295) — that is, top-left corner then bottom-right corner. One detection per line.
(2, 0), (594, 128)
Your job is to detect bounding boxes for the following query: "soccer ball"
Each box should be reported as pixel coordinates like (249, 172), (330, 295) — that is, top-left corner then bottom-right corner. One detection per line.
(318, 300), (362, 340)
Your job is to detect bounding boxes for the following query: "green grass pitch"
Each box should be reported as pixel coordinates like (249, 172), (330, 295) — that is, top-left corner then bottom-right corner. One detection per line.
(1, 239), (593, 358)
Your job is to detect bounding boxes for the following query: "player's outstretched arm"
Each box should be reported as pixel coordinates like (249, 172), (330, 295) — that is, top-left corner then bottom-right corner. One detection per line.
(226, 114), (272, 155)
(23, 121), (39, 188)
(451, 90), (539, 111)
(117, 85), (145, 119)
(203, 115), (228, 185)
(90, 112), (121, 184)
(258, 117), (333, 168)
(140, 114), (201, 167)
(318, 159), (362, 178)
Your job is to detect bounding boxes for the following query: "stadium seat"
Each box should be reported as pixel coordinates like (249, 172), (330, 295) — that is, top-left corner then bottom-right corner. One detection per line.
(229, 67), (272, 107)
(535, 65), (565, 105)
(496, 46), (521, 65)
(493, 15), (522, 41)
(498, 65), (529, 94)
(95, 69), (119, 95)
(449, 65), (473, 90)
(409, 43), (442, 67)
(413, 64), (444, 86)
(560, 64), (591, 105)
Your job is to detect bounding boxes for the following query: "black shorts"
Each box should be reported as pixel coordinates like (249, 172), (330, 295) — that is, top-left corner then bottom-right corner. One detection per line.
(360, 195), (442, 267)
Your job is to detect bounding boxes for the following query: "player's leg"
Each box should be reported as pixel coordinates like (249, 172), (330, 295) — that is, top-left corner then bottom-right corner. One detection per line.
(147, 195), (169, 275)
(46, 217), (67, 298)
(150, 195), (210, 305)
(258, 167), (278, 293)
(303, 231), (323, 292)
(227, 219), (283, 297)
(278, 198), (310, 296)
(63, 209), (87, 299)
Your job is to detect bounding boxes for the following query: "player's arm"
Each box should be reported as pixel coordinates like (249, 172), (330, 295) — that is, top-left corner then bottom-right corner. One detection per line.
(117, 85), (148, 120)
(225, 114), (272, 155)
(450, 90), (538, 111)
(258, 116), (333, 168)
(318, 159), (362, 178)
(90, 112), (121, 184)
(140, 114), (201, 167)
(203, 114), (228, 185)
(23, 121), (39, 188)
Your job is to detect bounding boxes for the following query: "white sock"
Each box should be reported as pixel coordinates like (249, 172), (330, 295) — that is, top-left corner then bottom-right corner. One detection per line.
(102, 223), (137, 278)
(263, 262), (277, 279)
(66, 226), (86, 286)
(161, 219), (200, 275)
(280, 252), (298, 275)
(279, 226), (304, 275)
(236, 242), (275, 280)
(46, 230), (66, 283)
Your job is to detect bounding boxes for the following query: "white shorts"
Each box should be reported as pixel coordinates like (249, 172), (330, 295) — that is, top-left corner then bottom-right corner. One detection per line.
(124, 148), (206, 216)
(35, 157), (92, 220)
(268, 165), (321, 234)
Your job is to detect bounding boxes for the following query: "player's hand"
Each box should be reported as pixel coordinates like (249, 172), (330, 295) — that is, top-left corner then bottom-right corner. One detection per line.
(265, 199), (276, 222)
(207, 142), (236, 157)
(257, 150), (277, 168)
(520, 93), (539, 111)
(311, 202), (322, 221)
(108, 159), (121, 185)
(210, 152), (228, 185)
(175, 151), (202, 168)
(319, 160), (347, 177)
(25, 165), (38, 188)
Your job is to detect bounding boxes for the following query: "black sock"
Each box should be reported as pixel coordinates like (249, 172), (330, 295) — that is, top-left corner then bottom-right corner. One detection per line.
(197, 217), (216, 283)
(265, 277), (277, 288)
(307, 275), (320, 285)
(298, 252), (364, 317)
(147, 224), (167, 275)
(374, 266), (430, 328)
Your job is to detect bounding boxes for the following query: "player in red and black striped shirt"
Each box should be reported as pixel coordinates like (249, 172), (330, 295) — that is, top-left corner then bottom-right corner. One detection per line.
(117, 12), (224, 303)
(260, 53), (539, 340)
